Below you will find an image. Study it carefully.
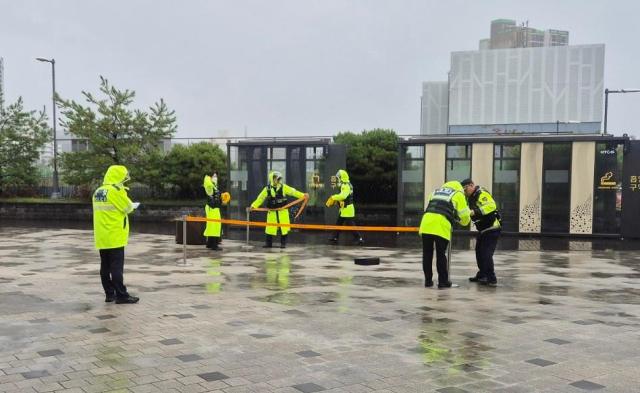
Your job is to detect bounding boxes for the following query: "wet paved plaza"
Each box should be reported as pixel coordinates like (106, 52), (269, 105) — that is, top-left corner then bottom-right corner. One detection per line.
(1, 226), (639, 392)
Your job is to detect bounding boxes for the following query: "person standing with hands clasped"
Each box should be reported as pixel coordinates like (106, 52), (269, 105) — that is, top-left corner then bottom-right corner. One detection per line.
(92, 165), (140, 304)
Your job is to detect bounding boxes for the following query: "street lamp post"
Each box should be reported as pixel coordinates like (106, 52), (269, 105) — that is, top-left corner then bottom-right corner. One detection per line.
(603, 88), (640, 135)
(36, 57), (60, 198)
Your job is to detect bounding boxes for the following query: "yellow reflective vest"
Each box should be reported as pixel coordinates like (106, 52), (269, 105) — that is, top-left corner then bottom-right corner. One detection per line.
(419, 181), (471, 241)
(251, 172), (304, 236)
(331, 170), (355, 218)
(92, 165), (134, 250)
(468, 187), (501, 233)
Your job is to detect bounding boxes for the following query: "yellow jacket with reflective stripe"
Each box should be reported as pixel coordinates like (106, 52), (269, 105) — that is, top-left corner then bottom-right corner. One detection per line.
(419, 181), (471, 241)
(203, 175), (222, 237)
(469, 187), (501, 232)
(331, 170), (355, 218)
(251, 172), (304, 235)
(92, 165), (134, 250)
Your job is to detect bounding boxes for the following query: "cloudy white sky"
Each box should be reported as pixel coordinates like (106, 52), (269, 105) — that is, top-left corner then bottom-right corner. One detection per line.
(1, 0), (639, 138)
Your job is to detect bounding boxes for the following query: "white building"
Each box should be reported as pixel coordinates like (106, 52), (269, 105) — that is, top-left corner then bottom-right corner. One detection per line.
(421, 44), (605, 135)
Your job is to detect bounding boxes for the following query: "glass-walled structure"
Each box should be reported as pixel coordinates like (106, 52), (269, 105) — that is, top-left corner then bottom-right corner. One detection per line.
(541, 143), (572, 233)
(227, 139), (345, 225)
(492, 143), (520, 231)
(398, 134), (630, 237)
(593, 142), (624, 234)
(398, 145), (425, 226)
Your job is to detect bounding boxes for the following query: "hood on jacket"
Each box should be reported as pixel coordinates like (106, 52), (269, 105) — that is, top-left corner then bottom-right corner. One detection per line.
(268, 171), (283, 187)
(442, 180), (463, 192)
(335, 169), (350, 184)
(103, 165), (130, 187)
(203, 175), (217, 196)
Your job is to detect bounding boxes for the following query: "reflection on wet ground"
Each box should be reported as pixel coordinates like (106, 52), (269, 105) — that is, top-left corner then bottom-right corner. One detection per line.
(1, 225), (639, 392)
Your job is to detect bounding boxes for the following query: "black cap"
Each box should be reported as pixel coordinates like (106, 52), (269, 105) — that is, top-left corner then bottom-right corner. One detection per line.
(460, 178), (474, 187)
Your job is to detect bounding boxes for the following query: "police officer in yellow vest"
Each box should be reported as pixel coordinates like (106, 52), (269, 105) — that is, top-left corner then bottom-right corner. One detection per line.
(250, 171), (308, 248)
(92, 165), (139, 304)
(203, 172), (231, 251)
(461, 179), (500, 286)
(419, 181), (471, 288)
(327, 169), (364, 245)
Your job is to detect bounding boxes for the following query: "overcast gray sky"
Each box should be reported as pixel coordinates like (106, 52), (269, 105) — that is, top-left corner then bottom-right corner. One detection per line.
(1, 0), (639, 138)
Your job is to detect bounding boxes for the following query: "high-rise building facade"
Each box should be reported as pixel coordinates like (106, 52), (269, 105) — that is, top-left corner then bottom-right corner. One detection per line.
(483, 19), (569, 50)
(421, 20), (604, 135)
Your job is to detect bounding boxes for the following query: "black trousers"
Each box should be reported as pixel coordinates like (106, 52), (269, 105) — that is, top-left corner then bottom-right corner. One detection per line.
(99, 247), (129, 299)
(475, 229), (500, 281)
(332, 216), (361, 240)
(206, 236), (221, 249)
(422, 234), (450, 284)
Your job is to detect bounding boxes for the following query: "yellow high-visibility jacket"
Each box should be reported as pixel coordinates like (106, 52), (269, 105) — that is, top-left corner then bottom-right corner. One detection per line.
(419, 181), (471, 241)
(251, 171), (304, 236)
(93, 165), (134, 250)
(331, 169), (356, 218)
(203, 175), (222, 237)
(468, 187), (501, 233)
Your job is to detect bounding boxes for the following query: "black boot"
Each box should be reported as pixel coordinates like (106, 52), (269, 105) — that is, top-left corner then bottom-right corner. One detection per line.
(206, 237), (214, 249)
(280, 235), (287, 249)
(210, 236), (222, 251)
(263, 235), (273, 248)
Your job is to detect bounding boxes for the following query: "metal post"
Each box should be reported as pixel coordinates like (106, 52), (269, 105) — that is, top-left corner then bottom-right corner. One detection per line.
(246, 210), (250, 246)
(603, 88), (609, 135)
(51, 59), (59, 198)
(182, 215), (187, 266)
(447, 227), (452, 275)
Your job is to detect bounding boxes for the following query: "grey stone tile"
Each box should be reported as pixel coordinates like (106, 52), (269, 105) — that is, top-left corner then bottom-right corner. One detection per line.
(569, 380), (606, 390)
(197, 371), (229, 381)
(526, 358), (557, 367)
(89, 327), (110, 334)
(250, 334), (273, 339)
(159, 338), (183, 345)
(22, 370), (51, 379)
(296, 351), (321, 358)
(37, 349), (63, 357)
(544, 338), (571, 345)
(177, 354), (203, 362)
(436, 388), (469, 393)
(95, 314), (116, 320)
(292, 382), (326, 393)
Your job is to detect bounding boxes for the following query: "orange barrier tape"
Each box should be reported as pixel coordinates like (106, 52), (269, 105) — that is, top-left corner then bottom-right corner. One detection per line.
(185, 216), (419, 232)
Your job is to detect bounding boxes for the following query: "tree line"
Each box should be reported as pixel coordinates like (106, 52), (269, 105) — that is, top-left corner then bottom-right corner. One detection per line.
(0, 78), (397, 204)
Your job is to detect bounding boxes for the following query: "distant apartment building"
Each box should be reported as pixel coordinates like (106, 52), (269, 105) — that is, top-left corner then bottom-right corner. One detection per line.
(484, 19), (569, 50)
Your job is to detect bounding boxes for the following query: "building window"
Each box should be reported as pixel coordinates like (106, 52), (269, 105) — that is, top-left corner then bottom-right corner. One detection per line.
(71, 139), (89, 152)
(541, 143), (572, 233)
(399, 145), (425, 226)
(593, 142), (623, 234)
(267, 147), (286, 181)
(305, 147), (325, 207)
(492, 143), (520, 231)
(446, 143), (472, 181)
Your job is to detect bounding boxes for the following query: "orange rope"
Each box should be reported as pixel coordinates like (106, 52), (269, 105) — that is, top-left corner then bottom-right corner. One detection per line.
(186, 216), (419, 232)
(249, 197), (306, 212)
